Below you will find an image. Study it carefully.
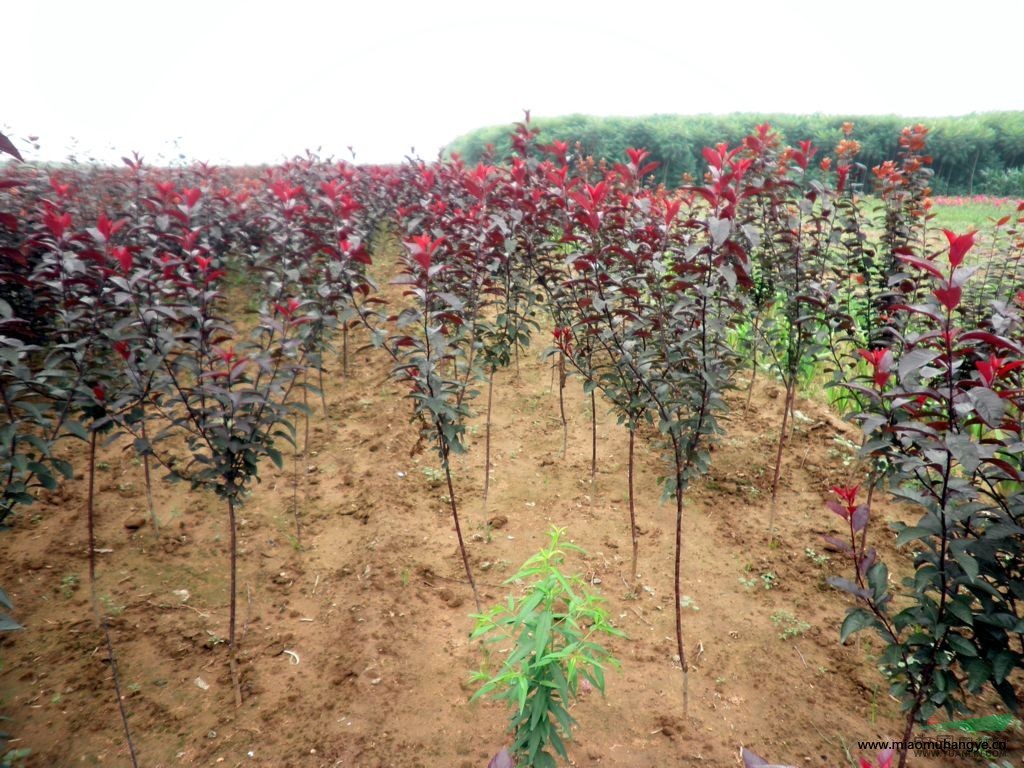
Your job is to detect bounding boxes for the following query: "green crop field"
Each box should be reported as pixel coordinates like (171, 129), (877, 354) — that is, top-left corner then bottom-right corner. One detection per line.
(929, 194), (1022, 231)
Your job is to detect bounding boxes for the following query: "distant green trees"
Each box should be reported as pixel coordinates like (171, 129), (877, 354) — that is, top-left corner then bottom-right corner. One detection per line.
(448, 112), (1024, 195)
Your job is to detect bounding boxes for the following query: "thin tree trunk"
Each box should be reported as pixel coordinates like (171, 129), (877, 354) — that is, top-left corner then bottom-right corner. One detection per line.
(87, 430), (140, 766)
(590, 390), (597, 480)
(88, 431), (98, 583)
(767, 380), (796, 544)
(440, 433), (481, 613)
(672, 447), (689, 716)
(140, 420), (159, 537)
(558, 351), (567, 458)
(967, 148), (979, 196)
(291, 373), (310, 545)
(318, 364), (327, 417)
(342, 325), (349, 377)
(303, 370), (310, 455)
(897, 697), (923, 768)
(94, 609), (140, 767)
(291, 446), (301, 546)
(227, 495), (243, 707)
(745, 361), (758, 412)
(628, 427), (638, 588)
(482, 368), (494, 514)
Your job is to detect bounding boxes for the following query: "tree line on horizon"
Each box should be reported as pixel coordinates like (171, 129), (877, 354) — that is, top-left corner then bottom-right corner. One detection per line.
(447, 112), (1024, 196)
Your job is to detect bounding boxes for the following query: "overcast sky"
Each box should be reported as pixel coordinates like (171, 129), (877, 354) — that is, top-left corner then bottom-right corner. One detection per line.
(6, 1), (1022, 166)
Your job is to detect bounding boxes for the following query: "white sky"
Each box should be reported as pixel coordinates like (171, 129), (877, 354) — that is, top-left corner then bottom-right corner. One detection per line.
(6, 1), (1023, 166)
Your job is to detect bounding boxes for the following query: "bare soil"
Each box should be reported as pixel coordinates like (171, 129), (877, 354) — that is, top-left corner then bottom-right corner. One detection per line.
(1, 312), (1021, 767)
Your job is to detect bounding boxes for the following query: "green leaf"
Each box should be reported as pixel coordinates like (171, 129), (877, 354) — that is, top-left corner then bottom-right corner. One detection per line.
(867, 562), (889, 601)
(51, 458), (74, 479)
(952, 551), (978, 584)
(548, 727), (569, 760)
(945, 633), (978, 658)
(533, 611), (552, 661)
(63, 421), (89, 441)
(0, 614), (21, 632)
(895, 526), (933, 547)
(527, 727), (542, 762)
(27, 463), (57, 490)
(961, 658), (990, 692)
(529, 689), (547, 731)
(946, 598), (974, 627)
(589, 663), (605, 694)
(549, 701), (574, 736)
(992, 650), (1015, 684)
(534, 751), (556, 768)
(840, 608), (874, 643)
(266, 447), (283, 469)
(549, 662), (570, 706)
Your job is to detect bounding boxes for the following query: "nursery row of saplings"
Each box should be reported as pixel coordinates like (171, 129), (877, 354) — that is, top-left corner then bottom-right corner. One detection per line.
(1, 119), (1021, 768)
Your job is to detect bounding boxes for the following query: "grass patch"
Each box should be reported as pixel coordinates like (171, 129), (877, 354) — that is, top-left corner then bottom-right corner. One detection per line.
(929, 195), (1020, 232)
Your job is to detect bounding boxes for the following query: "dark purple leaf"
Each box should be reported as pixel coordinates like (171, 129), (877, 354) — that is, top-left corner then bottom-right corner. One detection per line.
(898, 348), (940, 381)
(0, 130), (23, 161)
(827, 576), (871, 600)
(958, 331), (1020, 353)
(488, 748), (515, 768)
(822, 534), (852, 553)
(852, 503), (869, 533)
(826, 499), (849, 519)
(971, 387), (1005, 427)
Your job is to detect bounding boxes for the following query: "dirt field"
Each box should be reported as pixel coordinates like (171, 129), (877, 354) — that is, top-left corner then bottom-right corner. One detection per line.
(1, 294), (1019, 767)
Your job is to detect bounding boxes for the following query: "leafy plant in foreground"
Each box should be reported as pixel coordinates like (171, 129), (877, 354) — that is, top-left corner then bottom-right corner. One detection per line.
(826, 233), (1024, 767)
(471, 526), (623, 768)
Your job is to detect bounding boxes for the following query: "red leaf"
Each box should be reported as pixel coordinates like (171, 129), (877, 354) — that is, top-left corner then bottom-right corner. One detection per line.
(43, 207), (72, 240)
(942, 229), (975, 267)
(832, 485), (859, 507)
(412, 252), (431, 271)
(111, 246), (133, 273)
(858, 348), (892, 387)
(96, 213), (125, 242)
(182, 187), (202, 209)
(933, 284), (962, 311)
(701, 146), (722, 169)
